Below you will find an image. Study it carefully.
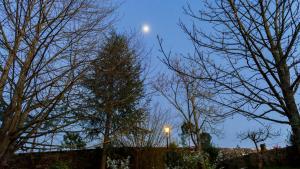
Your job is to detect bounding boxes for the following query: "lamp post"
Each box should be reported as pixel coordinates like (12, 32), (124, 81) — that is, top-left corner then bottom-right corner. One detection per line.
(163, 125), (171, 148)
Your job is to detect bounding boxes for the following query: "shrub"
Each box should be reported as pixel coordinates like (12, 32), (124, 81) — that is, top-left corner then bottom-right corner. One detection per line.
(107, 156), (130, 169)
(203, 144), (219, 163)
(169, 142), (178, 149)
(49, 161), (70, 169)
(165, 151), (218, 169)
(184, 152), (218, 169)
(165, 151), (183, 168)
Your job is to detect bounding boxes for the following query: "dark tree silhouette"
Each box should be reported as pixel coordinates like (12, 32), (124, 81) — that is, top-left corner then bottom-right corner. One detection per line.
(61, 132), (86, 150)
(160, 0), (300, 153)
(153, 65), (223, 151)
(238, 125), (279, 152)
(0, 0), (113, 166)
(80, 32), (145, 169)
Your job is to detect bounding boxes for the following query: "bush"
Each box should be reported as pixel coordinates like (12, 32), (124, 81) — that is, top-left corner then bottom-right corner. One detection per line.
(169, 142), (178, 149)
(49, 161), (70, 169)
(107, 156), (130, 169)
(203, 144), (219, 163)
(165, 151), (218, 169)
(165, 151), (183, 168)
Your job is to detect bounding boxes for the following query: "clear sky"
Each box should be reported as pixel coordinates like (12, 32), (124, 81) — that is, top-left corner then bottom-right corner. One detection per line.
(114, 0), (290, 148)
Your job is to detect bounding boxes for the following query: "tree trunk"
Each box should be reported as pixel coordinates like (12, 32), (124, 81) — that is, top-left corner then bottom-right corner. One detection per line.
(257, 153), (263, 169)
(196, 133), (203, 169)
(284, 90), (300, 154)
(278, 64), (300, 154)
(0, 155), (9, 169)
(0, 139), (14, 169)
(100, 138), (109, 169)
(254, 142), (259, 153)
(100, 112), (112, 169)
(289, 114), (300, 153)
(195, 132), (202, 152)
(252, 141), (264, 169)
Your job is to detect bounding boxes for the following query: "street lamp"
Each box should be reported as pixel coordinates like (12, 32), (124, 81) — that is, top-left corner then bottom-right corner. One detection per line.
(163, 125), (171, 148)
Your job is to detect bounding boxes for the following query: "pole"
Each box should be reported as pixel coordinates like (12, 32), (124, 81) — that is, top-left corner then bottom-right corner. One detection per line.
(166, 135), (169, 148)
(169, 132), (171, 146)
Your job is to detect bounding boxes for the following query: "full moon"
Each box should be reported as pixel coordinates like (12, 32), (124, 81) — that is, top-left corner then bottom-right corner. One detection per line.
(142, 24), (150, 34)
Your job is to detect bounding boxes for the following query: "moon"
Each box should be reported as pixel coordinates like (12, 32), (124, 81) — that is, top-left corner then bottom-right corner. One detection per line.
(142, 24), (150, 34)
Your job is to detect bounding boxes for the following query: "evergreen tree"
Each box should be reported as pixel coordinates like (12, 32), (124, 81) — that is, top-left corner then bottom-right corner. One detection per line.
(62, 132), (86, 150)
(80, 32), (144, 169)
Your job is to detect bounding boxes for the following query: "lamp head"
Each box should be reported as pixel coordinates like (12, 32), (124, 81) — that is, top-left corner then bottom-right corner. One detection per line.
(164, 127), (170, 133)
(163, 125), (171, 135)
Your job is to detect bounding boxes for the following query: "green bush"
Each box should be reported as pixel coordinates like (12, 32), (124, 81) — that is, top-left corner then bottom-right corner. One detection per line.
(107, 156), (130, 169)
(203, 144), (219, 163)
(165, 151), (217, 169)
(169, 142), (178, 149)
(49, 161), (70, 169)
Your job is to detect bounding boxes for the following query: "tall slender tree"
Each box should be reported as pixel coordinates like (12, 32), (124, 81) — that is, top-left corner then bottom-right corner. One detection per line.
(80, 32), (145, 169)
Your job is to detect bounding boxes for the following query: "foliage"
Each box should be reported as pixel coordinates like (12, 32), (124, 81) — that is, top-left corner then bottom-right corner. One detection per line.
(165, 139), (219, 169)
(203, 144), (219, 164)
(181, 122), (195, 136)
(79, 32), (145, 140)
(165, 151), (218, 169)
(216, 148), (254, 162)
(179, 132), (189, 147)
(49, 161), (70, 169)
(107, 156), (130, 169)
(201, 133), (212, 147)
(61, 132), (86, 150)
(165, 151), (183, 168)
(169, 142), (178, 149)
(78, 32), (145, 168)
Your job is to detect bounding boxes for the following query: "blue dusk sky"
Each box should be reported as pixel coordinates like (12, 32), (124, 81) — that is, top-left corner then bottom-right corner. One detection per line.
(114, 0), (290, 148)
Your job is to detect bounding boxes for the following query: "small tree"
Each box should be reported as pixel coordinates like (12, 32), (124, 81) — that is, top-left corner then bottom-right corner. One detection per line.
(153, 67), (224, 151)
(61, 132), (86, 150)
(238, 125), (279, 152)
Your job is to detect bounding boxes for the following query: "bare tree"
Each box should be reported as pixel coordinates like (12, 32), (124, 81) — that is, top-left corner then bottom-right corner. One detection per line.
(238, 125), (279, 152)
(116, 104), (168, 147)
(160, 0), (300, 153)
(153, 64), (223, 151)
(0, 0), (113, 166)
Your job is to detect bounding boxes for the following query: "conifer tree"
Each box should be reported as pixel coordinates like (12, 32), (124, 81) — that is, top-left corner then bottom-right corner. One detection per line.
(81, 32), (144, 169)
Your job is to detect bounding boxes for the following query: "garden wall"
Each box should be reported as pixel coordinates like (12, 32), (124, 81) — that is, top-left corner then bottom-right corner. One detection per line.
(7, 147), (299, 169)
(219, 147), (300, 169)
(7, 148), (190, 169)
